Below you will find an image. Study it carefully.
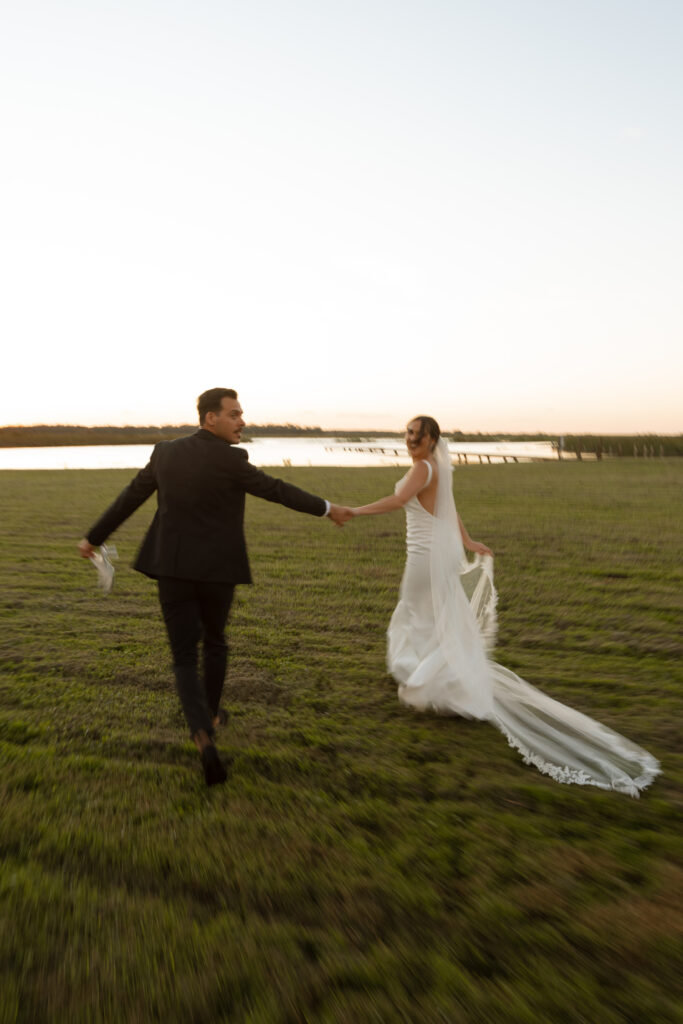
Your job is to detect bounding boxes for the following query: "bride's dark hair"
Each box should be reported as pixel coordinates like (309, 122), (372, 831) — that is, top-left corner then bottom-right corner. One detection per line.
(413, 416), (441, 449)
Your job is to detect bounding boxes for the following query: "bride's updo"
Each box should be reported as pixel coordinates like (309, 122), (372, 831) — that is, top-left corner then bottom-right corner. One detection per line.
(412, 416), (441, 451)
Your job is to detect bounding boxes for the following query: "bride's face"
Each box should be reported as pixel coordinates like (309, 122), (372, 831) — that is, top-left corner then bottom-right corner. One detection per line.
(405, 419), (434, 459)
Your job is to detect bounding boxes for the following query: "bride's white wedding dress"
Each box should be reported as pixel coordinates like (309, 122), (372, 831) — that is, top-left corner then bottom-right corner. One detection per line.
(387, 440), (660, 797)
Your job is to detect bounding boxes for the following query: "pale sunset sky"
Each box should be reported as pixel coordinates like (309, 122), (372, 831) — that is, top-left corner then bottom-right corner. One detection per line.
(1, 0), (681, 433)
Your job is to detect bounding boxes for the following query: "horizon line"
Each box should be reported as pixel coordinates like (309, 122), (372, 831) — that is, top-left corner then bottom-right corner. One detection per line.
(1, 423), (681, 437)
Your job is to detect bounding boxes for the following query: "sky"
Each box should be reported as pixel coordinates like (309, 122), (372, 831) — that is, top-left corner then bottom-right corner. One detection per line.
(1, 0), (681, 433)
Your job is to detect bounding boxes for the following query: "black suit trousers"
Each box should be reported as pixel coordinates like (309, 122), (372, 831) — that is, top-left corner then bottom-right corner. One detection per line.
(157, 577), (235, 738)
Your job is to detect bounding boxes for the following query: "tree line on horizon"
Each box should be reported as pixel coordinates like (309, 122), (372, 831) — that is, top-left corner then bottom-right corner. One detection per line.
(0, 424), (681, 455)
(0, 424), (331, 447)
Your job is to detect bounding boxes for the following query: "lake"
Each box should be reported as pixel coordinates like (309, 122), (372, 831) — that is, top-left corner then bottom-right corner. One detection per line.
(0, 436), (560, 470)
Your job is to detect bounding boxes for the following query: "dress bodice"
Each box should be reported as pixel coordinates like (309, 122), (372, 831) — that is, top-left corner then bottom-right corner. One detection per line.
(396, 461), (434, 556)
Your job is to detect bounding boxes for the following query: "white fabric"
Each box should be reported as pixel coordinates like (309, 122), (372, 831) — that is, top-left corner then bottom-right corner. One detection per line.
(387, 439), (660, 797)
(89, 543), (117, 594)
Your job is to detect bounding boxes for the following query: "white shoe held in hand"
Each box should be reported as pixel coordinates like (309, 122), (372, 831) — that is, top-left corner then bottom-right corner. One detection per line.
(90, 544), (117, 593)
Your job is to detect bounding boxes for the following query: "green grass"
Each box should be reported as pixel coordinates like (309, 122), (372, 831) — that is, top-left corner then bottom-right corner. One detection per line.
(1, 461), (682, 1023)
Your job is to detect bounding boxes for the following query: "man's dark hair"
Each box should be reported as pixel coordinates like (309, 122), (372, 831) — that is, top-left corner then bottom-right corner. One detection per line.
(413, 415), (441, 448)
(197, 388), (238, 424)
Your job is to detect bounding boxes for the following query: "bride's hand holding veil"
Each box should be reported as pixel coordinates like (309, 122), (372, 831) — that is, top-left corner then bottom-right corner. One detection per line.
(464, 539), (494, 557)
(457, 516), (494, 558)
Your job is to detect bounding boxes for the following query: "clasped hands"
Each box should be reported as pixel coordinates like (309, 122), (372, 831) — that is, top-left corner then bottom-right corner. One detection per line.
(327, 504), (355, 527)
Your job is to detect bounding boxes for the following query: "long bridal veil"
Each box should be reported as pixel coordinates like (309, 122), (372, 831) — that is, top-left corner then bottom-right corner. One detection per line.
(423, 439), (660, 797)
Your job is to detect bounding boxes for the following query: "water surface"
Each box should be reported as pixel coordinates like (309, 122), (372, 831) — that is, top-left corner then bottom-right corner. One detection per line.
(0, 437), (558, 470)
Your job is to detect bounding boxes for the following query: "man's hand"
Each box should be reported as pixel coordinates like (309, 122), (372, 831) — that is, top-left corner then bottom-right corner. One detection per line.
(78, 538), (95, 558)
(327, 504), (354, 527)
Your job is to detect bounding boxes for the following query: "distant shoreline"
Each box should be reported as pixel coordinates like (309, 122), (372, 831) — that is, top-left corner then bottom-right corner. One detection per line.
(0, 424), (681, 455)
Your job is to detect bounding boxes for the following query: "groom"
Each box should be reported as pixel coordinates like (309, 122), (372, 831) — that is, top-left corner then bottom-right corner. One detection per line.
(78, 388), (352, 786)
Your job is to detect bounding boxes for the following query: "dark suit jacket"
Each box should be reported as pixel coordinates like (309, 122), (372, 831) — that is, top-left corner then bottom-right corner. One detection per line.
(86, 429), (327, 583)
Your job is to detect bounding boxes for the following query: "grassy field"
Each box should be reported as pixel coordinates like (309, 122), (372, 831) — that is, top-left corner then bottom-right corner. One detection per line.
(0, 461), (681, 1023)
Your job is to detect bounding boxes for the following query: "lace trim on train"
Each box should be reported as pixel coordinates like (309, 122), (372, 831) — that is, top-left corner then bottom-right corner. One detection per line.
(496, 724), (660, 798)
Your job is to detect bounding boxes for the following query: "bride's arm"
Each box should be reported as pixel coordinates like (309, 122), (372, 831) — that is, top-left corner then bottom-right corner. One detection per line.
(458, 513), (494, 557)
(352, 462), (429, 517)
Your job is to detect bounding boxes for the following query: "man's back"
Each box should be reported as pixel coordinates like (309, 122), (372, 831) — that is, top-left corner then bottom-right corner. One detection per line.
(87, 429), (326, 583)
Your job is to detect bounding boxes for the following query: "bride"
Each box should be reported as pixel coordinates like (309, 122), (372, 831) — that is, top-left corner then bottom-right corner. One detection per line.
(351, 416), (660, 797)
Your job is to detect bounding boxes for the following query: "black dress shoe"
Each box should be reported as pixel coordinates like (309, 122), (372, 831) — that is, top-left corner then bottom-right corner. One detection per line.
(201, 744), (227, 786)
